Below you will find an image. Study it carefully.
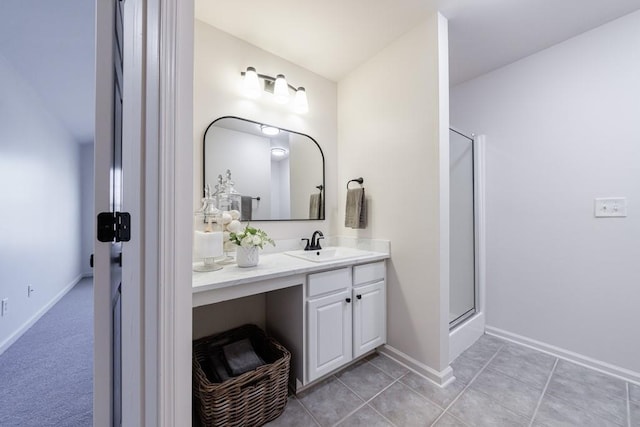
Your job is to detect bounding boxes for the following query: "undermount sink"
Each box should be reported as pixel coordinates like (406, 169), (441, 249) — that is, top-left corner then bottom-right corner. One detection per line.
(284, 247), (371, 263)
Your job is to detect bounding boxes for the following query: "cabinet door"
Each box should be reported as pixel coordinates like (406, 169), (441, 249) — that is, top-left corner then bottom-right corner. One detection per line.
(353, 280), (386, 358)
(307, 289), (352, 382)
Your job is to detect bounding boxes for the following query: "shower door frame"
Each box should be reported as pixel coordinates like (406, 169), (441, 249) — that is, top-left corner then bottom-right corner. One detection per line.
(449, 128), (479, 330)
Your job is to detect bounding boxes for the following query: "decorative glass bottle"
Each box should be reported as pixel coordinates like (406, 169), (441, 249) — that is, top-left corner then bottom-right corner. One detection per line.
(193, 191), (223, 272)
(218, 169), (241, 212)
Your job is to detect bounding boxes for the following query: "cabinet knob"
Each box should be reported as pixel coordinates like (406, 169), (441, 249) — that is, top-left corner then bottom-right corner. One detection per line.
(356, 294), (362, 300)
(345, 298), (351, 303)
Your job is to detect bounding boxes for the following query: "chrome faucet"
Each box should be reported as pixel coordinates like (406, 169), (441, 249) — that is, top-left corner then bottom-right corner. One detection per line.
(302, 230), (324, 251)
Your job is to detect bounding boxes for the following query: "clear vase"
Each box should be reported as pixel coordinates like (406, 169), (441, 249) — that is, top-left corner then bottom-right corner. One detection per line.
(236, 246), (259, 267)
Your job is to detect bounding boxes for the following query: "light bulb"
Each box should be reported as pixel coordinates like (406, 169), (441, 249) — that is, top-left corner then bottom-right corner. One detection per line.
(293, 87), (309, 114)
(273, 74), (289, 104)
(243, 67), (261, 98)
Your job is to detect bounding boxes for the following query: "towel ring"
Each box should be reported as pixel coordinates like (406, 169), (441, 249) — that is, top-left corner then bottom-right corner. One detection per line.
(347, 177), (364, 189)
(316, 185), (324, 192)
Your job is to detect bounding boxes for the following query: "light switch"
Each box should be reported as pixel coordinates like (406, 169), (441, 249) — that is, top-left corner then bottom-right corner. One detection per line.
(594, 198), (627, 218)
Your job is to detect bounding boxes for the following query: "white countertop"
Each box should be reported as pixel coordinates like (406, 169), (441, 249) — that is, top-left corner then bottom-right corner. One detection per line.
(192, 240), (390, 307)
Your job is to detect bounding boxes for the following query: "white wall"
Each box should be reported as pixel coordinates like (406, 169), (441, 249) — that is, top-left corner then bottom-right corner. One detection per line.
(451, 10), (640, 375)
(337, 14), (451, 376)
(0, 53), (83, 352)
(80, 143), (94, 276)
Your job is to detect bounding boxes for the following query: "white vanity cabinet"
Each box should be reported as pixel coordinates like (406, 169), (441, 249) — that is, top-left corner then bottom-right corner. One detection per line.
(306, 268), (353, 381)
(352, 262), (386, 357)
(306, 261), (386, 383)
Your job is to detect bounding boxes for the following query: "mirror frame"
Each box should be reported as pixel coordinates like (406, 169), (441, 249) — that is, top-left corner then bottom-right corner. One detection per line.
(202, 116), (326, 221)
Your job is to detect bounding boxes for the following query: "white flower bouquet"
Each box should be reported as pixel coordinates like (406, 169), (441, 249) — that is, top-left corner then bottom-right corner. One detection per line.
(229, 224), (275, 249)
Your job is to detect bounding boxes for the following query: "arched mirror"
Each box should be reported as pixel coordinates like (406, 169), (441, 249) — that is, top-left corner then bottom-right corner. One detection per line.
(203, 116), (325, 221)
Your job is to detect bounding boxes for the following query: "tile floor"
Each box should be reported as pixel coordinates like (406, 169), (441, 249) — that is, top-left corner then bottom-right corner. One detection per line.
(266, 334), (640, 427)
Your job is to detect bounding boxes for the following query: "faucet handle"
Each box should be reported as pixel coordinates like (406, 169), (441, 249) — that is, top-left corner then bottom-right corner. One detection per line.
(315, 236), (324, 250)
(301, 238), (310, 251)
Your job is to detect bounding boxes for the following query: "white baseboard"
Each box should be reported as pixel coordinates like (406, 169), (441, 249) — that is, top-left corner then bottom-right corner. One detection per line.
(449, 312), (485, 362)
(0, 274), (85, 356)
(379, 344), (454, 387)
(486, 326), (640, 386)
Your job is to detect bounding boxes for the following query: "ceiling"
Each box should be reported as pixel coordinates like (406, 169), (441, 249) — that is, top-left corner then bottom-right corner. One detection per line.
(197, 0), (640, 85)
(0, 0), (95, 144)
(2, 0), (640, 145)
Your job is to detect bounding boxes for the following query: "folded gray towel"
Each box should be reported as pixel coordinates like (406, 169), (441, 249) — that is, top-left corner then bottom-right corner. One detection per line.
(207, 349), (231, 382)
(222, 338), (265, 376)
(309, 193), (322, 219)
(345, 188), (367, 229)
(241, 196), (252, 221)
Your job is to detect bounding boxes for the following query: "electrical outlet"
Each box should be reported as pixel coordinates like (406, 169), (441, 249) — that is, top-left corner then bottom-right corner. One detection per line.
(1, 298), (8, 316)
(594, 197), (627, 217)
(28, 285), (35, 298)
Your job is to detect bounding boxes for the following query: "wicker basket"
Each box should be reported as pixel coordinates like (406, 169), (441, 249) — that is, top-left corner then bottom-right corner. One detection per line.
(193, 324), (291, 427)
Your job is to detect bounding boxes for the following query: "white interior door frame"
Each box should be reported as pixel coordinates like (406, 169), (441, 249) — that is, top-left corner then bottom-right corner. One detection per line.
(97, 0), (195, 423)
(121, 0), (145, 424)
(155, 0), (194, 425)
(142, 0), (161, 424)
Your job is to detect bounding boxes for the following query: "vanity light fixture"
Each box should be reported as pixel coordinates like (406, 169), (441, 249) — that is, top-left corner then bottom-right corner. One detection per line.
(242, 66), (261, 98)
(293, 87), (309, 114)
(241, 67), (309, 113)
(260, 125), (280, 136)
(273, 74), (289, 104)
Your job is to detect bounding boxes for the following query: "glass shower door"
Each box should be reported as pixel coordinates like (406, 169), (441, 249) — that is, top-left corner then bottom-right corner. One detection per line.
(449, 129), (476, 328)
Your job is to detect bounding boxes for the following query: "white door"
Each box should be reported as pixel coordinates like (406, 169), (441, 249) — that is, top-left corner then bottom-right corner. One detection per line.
(353, 281), (386, 358)
(95, 0), (144, 425)
(94, 1), (123, 425)
(111, 2), (125, 424)
(307, 290), (352, 382)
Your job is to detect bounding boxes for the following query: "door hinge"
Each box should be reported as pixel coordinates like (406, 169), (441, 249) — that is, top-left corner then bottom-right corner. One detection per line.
(97, 212), (131, 242)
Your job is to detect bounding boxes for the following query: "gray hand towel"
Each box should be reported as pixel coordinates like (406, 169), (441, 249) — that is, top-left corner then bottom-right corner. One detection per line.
(222, 338), (265, 376)
(241, 196), (253, 221)
(345, 188), (367, 229)
(309, 193), (322, 219)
